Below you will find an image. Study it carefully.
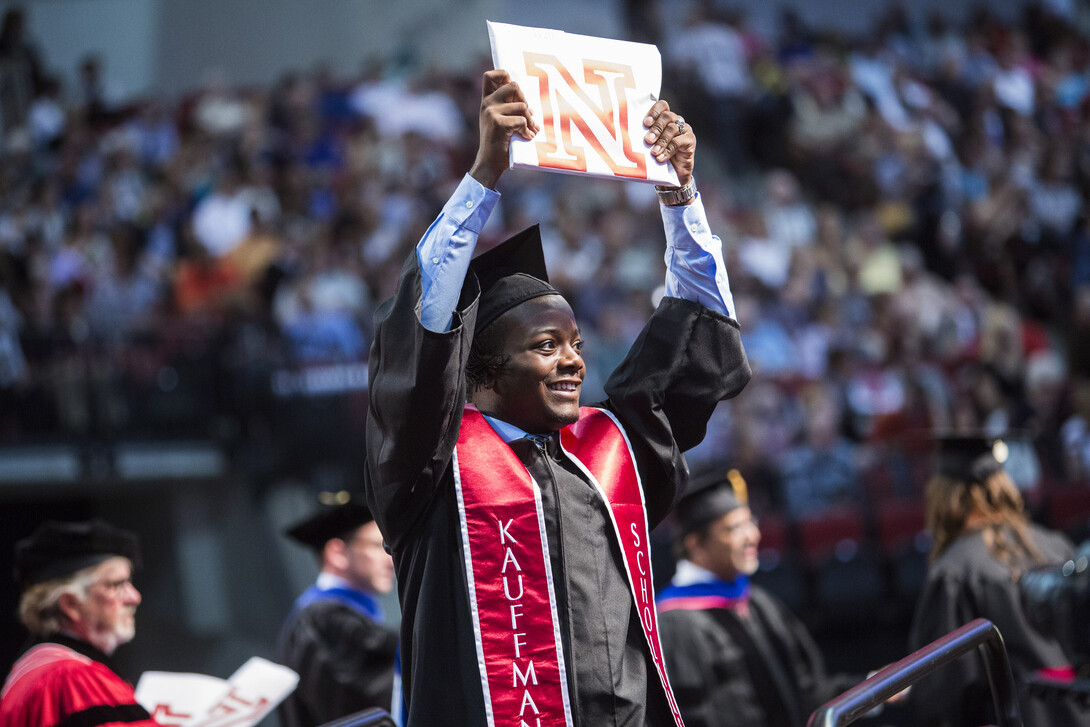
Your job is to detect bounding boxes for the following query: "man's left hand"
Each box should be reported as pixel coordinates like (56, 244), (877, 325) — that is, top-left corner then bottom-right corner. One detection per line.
(643, 101), (695, 188)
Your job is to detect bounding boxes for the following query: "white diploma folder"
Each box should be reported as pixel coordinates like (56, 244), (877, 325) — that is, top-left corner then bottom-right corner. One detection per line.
(135, 656), (299, 727)
(487, 20), (680, 187)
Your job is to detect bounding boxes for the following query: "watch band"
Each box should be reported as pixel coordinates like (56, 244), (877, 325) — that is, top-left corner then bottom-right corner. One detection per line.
(655, 177), (697, 206)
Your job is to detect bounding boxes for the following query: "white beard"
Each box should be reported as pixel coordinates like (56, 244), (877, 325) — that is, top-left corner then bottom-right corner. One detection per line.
(85, 615), (136, 656)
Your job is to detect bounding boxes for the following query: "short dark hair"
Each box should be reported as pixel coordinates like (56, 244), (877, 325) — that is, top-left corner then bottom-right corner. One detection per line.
(465, 321), (510, 392)
(673, 521), (714, 562)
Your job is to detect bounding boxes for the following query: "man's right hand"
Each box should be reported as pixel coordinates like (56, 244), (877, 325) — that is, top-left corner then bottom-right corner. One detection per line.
(469, 70), (538, 190)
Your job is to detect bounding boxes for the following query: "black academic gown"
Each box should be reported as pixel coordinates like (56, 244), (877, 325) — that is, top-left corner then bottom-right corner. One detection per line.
(276, 599), (399, 727)
(908, 523), (1090, 727)
(365, 255), (750, 727)
(658, 587), (858, 727)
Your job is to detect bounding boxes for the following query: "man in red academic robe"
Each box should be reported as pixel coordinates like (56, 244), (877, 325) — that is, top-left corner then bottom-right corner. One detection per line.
(1, 519), (161, 727)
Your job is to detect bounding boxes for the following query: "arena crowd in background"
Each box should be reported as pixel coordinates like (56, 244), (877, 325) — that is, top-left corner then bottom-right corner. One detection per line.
(0, 0), (1088, 546)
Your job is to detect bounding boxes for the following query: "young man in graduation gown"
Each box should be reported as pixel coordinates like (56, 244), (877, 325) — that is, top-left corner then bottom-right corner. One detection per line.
(276, 498), (398, 727)
(908, 435), (1090, 727)
(0, 519), (161, 727)
(365, 69), (751, 727)
(656, 473), (862, 727)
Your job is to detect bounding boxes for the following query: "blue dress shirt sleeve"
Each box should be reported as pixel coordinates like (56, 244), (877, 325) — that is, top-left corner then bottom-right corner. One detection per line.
(417, 174), (500, 332)
(417, 177), (735, 330)
(660, 194), (736, 319)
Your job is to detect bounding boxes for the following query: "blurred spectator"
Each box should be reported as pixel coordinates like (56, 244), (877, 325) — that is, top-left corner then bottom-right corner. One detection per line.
(992, 32), (1036, 117)
(192, 69), (249, 138)
(28, 76), (64, 151)
(224, 207), (284, 288)
(76, 54), (125, 128)
(761, 168), (817, 249)
(0, 7), (45, 138)
(665, 1), (753, 173)
(781, 385), (862, 516)
(83, 222), (161, 341)
(191, 165), (254, 257)
(173, 226), (240, 321)
(280, 286), (367, 364)
(734, 294), (798, 378)
(850, 38), (911, 131)
(348, 73), (463, 144)
(1061, 379), (1090, 482)
(0, 277), (27, 394)
(788, 57), (869, 204)
(1021, 349), (1071, 485)
(918, 13), (968, 78)
(847, 209), (903, 296)
(124, 101), (179, 168)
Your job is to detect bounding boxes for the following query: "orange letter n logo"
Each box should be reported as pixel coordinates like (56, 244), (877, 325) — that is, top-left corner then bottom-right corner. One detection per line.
(523, 53), (647, 180)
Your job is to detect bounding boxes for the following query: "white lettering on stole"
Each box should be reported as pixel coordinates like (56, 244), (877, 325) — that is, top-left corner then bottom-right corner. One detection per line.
(497, 517), (546, 720)
(632, 522), (654, 634)
(519, 690), (541, 716)
(510, 603), (524, 629)
(513, 632), (528, 658)
(499, 519), (519, 545)
(504, 574), (525, 600)
(513, 660), (538, 687)
(502, 547), (522, 573)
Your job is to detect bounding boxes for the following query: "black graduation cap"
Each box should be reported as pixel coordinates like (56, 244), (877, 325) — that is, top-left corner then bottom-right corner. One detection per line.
(14, 519), (141, 589)
(675, 469), (749, 536)
(469, 224), (560, 334)
(285, 494), (375, 551)
(935, 434), (1010, 484)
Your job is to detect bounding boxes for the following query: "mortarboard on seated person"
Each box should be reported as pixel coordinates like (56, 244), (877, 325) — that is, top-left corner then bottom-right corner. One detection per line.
(276, 492), (398, 727)
(659, 468), (756, 612)
(907, 432), (1090, 727)
(657, 469), (867, 726)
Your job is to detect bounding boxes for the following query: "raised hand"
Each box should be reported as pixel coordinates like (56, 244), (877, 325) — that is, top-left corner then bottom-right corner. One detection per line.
(643, 100), (695, 189)
(469, 69), (539, 189)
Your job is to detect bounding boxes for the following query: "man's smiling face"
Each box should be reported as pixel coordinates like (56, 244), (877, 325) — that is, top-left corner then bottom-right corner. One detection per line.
(479, 294), (585, 434)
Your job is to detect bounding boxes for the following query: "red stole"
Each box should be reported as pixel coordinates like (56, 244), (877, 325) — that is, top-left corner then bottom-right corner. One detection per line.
(454, 404), (684, 727)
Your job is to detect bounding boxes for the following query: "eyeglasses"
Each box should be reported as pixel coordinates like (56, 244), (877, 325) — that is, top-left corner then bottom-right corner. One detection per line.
(93, 576), (135, 593)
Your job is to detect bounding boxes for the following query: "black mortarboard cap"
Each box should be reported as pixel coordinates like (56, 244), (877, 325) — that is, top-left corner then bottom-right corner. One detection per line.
(286, 494), (375, 550)
(676, 469), (749, 536)
(14, 519), (141, 589)
(935, 434), (1010, 484)
(469, 225), (560, 334)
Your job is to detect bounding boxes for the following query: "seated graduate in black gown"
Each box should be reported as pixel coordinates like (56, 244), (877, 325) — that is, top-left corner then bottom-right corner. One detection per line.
(657, 472), (865, 727)
(909, 435), (1090, 727)
(276, 498), (398, 727)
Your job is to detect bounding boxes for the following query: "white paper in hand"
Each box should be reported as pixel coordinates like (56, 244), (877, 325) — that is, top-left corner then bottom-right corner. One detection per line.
(135, 671), (228, 727)
(487, 21), (679, 187)
(135, 657), (299, 727)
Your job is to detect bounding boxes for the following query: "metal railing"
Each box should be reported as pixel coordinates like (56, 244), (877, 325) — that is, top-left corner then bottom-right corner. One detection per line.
(807, 617), (1024, 727)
